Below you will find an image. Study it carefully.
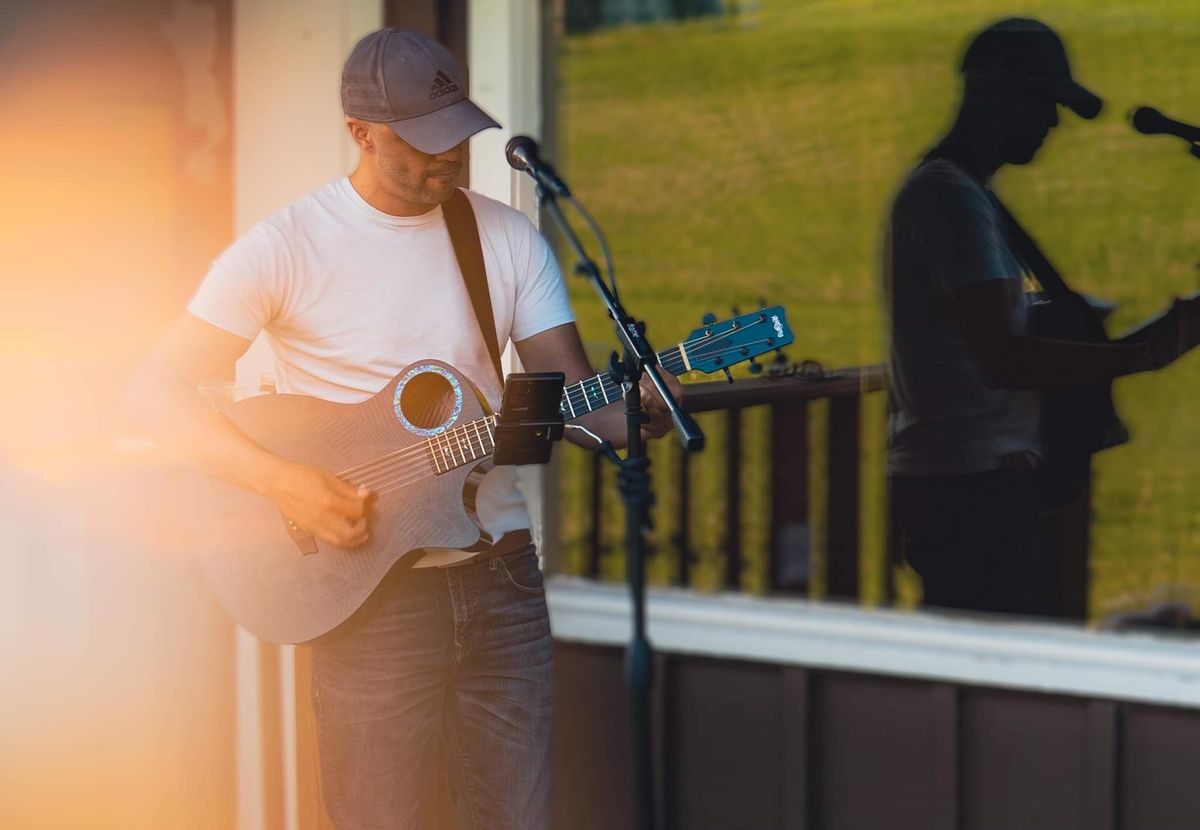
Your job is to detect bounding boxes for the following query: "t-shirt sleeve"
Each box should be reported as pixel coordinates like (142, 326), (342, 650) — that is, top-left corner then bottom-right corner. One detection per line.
(900, 170), (1016, 293)
(508, 214), (575, 343)
(186, 220), (291, 340)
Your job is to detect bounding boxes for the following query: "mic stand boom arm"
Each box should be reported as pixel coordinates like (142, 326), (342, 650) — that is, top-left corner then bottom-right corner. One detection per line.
(537, 183), (703, 830)
(538, 192), (704, 452)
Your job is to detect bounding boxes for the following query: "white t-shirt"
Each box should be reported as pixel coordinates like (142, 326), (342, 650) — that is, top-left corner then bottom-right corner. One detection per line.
(885, 159), (1042, 476)
(188, 179), (574, 538)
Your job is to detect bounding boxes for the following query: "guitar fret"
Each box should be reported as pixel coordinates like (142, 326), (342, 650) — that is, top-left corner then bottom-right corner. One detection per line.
(428, 439), (444, 474)
(599, 378), (609, 405)
(452, 428), (465, 463)
(564, 389), (577, 419)
(470, 420), (484, 456)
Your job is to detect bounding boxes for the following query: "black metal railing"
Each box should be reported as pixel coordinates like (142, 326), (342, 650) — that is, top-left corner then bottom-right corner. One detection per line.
(557, 366), (886, 601)
(554, 364), (1095, 616)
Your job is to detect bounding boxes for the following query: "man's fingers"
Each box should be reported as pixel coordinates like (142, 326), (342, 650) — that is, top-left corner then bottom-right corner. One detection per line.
(328, 476), (371, 516)
(317, 516), (370, 548)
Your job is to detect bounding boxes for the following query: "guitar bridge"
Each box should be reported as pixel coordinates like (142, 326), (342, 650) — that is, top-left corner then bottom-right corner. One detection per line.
(282, 514), (319, 556)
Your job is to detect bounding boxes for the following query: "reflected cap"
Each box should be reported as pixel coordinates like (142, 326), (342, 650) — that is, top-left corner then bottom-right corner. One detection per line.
(961, 17), (1102, 119)
(341, 28), (501, 154)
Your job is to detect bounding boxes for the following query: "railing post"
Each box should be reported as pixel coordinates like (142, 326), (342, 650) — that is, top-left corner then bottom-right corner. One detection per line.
(723, 408), (743, 590)
(825, 394), (861, 600)
(674, 441), (692, 587)
(587, 450), (603, 579)
(769, 401), (811, 593)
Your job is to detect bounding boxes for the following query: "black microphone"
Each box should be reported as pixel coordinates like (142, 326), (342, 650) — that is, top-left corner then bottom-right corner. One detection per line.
(1129, 106), (1200, 144)
(504, 135), (570, 198)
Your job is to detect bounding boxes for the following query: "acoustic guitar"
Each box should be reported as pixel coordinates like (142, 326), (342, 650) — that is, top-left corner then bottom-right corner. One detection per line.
(193, 307), (794, 643)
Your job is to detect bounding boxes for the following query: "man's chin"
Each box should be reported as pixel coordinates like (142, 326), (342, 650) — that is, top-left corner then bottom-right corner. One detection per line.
(1007, 143), (1043, 166)
(424, 180), (460, 204)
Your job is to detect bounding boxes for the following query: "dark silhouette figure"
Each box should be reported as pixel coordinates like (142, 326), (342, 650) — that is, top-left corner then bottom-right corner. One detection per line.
(884, 18), (1200, 617)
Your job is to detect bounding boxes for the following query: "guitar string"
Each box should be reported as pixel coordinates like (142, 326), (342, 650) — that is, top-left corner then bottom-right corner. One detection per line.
(339, 335), (774, 492)
(342, 337), (771, 492)
(345, 348), (687, 489)
(334, 324), (775, 487)
(331, 317), (772, 479)
(337, 348), (688, 482)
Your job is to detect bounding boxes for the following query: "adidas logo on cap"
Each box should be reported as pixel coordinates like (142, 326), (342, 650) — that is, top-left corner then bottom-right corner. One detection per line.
(428, 70), (460, 100)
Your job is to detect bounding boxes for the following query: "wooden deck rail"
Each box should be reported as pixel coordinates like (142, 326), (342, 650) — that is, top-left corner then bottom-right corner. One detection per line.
(563, 363), (1093, 617)
(570, 365), (888, 601)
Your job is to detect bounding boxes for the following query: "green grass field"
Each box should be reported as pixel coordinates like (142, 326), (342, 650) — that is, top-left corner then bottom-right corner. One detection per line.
(555, 0), (1200, 614)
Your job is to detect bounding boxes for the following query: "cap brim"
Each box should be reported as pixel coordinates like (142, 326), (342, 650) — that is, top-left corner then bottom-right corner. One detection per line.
(387, 98), (501, 154)
(1045, 77), (1102, 119)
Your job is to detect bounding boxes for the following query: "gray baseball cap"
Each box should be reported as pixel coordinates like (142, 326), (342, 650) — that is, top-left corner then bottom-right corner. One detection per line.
(341, 28), (501, 154)
(961, 18), (1102, 119)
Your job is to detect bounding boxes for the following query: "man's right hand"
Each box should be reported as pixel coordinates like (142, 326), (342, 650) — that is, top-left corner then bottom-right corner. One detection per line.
(265, 462), (371, 548)
(1135, 295), (1200, 373)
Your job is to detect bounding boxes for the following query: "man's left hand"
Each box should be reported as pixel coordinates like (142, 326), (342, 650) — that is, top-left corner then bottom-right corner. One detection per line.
(640, 370), (685, 441)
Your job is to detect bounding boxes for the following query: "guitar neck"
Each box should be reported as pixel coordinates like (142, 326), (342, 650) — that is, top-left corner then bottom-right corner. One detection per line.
(559, 344), (688, 419)
(425, 343), (688, 475)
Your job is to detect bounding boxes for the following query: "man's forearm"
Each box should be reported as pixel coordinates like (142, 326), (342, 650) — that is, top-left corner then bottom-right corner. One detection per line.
(127, 375), (289, 496)
(993, 335), (1151, 389)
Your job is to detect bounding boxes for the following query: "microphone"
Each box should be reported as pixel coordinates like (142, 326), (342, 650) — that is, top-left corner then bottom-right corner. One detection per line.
(504, 135), (571, 198)
(1129, 106), (1200, 145)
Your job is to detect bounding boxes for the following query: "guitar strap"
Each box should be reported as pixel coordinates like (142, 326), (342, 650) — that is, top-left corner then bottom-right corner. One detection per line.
(443, 189), (505, 384)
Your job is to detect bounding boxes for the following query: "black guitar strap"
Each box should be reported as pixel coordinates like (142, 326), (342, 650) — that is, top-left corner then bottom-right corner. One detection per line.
(443, 189), (505, 384)
(985, 195), (1074, 301)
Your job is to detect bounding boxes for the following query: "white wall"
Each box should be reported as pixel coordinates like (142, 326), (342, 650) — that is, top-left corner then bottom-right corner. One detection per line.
(231, 3), (382, 829)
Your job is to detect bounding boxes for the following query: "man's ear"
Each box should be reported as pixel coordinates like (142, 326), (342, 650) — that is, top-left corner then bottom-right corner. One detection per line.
(346, 118), (373, 152)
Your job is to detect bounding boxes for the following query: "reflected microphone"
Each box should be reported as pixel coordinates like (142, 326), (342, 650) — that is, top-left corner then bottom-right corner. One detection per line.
(1128, 106), (1200, 145)
(504, 136), (571, 198)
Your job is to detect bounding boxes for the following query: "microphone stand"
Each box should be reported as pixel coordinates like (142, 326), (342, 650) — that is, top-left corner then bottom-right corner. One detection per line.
(537, 182), (704, 830)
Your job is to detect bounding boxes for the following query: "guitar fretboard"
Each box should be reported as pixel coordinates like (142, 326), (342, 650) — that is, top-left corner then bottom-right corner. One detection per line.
(424, 344), (690, 477)
(559, 345), (689, 419)
(426, 415), (498, 474)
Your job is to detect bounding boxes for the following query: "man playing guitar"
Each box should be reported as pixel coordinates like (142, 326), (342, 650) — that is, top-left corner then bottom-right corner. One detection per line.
(885, 18), (1200, 618)
(129, 28), (680, 829)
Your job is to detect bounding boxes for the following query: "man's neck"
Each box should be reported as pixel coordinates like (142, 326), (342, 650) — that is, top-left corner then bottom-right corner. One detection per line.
(933, 124), (1004, 184)
(348, 168), (438, 217)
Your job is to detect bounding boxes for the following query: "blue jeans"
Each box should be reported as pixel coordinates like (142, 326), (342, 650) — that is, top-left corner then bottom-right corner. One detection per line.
(309, 546), (554, 829)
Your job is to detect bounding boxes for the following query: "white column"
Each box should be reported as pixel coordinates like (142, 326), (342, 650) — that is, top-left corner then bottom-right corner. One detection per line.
(467, 0), (551, 552)
(467, 0), (543, 206)
(231, 3), (382, 829)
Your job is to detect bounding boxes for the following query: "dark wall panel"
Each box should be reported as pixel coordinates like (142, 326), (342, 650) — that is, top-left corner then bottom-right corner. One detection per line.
(817, 674), (946, 830)
(671, 659), (786, 830)
(553, 641), (1200, 830)
(1122, 706), (1200, 830)
(554, 644), (634, 830)
(961, 691), (1089, 830)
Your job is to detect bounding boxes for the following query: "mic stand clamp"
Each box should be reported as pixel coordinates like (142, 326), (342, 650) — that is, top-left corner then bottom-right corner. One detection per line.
(536, 181), (701, 830)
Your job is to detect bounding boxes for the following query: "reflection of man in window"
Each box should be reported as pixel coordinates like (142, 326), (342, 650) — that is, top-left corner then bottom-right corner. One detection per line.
(884, 18), (1195, 616)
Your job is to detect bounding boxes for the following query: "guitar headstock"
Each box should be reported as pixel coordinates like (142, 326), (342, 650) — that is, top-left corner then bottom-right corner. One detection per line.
(681, 305), (794, 376)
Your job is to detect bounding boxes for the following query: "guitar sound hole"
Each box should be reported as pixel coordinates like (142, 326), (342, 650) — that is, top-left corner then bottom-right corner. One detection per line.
(399, 371), (458, 431)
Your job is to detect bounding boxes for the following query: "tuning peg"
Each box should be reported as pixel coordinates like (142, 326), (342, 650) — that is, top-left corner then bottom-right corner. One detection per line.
(748, 357), (762, 375)
(702, 312), (717, 325)
(722, 368), (734, 384)
(731, 305), (741, 317)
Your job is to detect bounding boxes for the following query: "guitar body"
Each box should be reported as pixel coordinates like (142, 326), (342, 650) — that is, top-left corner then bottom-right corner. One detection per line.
(1031, 292), (1129, 503)
(191, 360), (490, 644)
